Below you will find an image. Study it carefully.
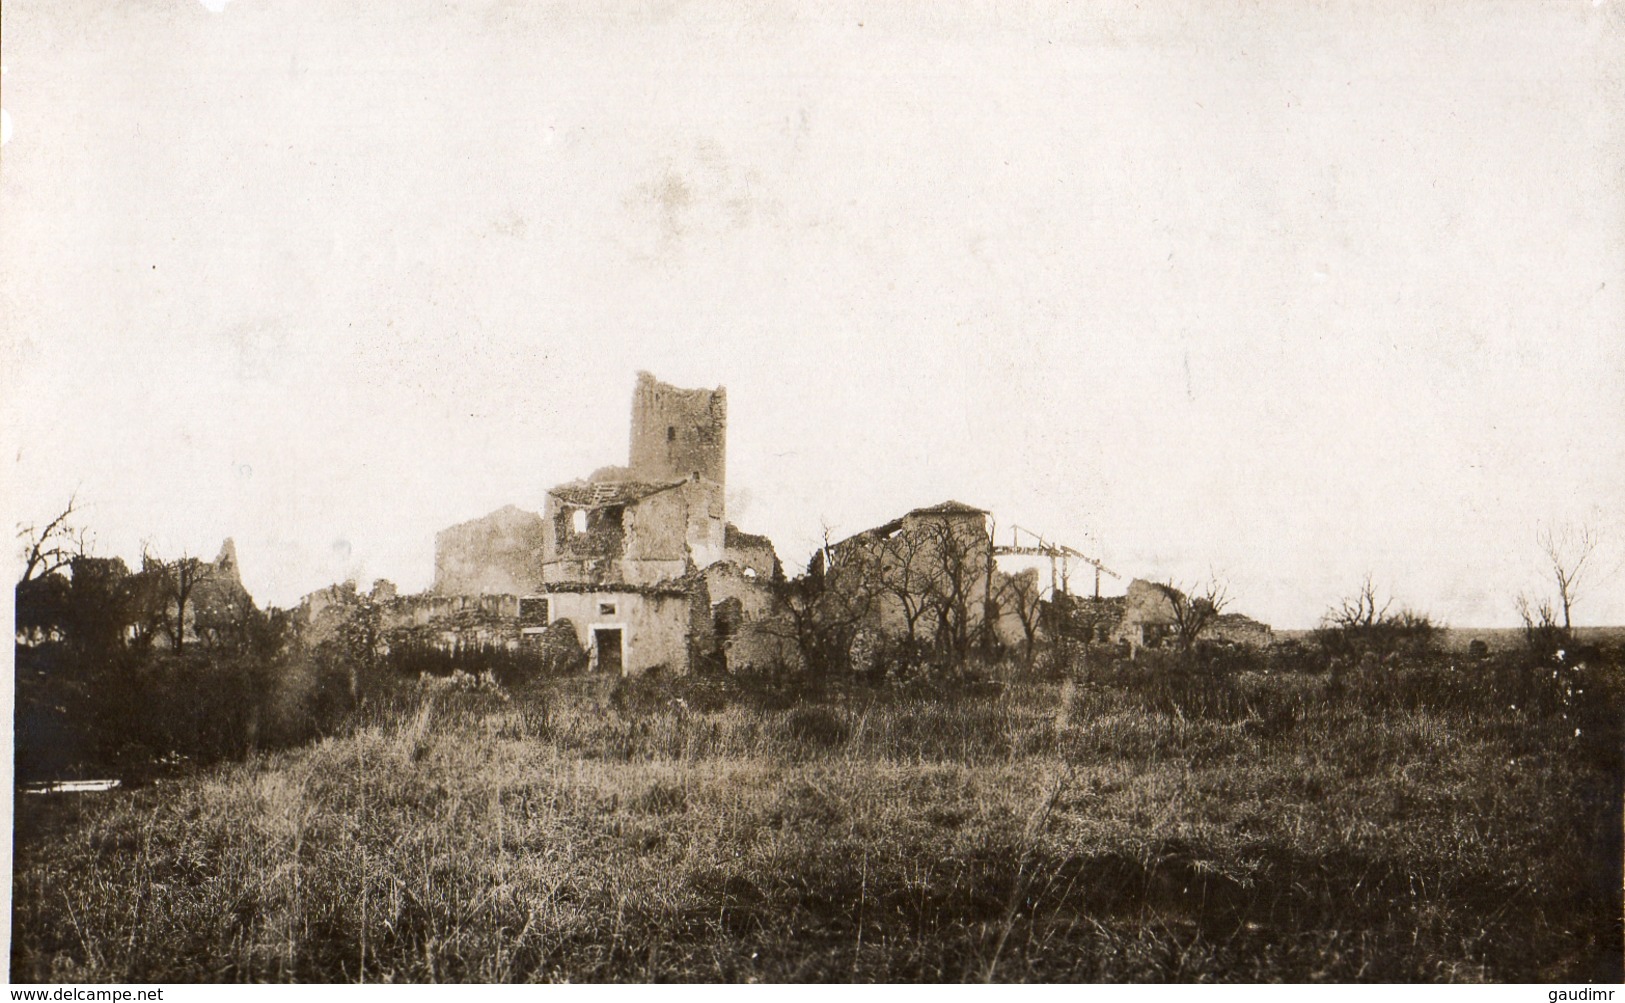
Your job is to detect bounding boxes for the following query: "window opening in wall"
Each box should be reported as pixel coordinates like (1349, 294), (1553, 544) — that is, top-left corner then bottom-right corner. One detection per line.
(667, 425), (676, 441)
(599, 602), (617, 616)
(572, 509), (588, 534)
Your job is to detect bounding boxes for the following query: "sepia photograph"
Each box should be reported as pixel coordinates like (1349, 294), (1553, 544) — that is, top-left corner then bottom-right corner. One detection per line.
(3, 0), (1623, 986)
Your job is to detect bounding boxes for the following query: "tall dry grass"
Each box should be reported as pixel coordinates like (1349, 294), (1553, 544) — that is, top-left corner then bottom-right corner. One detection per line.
(11, 648), (1622, 982)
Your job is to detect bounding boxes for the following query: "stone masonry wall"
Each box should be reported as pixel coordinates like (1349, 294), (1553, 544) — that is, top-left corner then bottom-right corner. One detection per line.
(434, 505), (547, 596)
(628, 371), (727, 486)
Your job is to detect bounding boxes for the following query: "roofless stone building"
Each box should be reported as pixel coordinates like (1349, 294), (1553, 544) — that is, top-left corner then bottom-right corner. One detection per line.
(427, 372), (778, 674)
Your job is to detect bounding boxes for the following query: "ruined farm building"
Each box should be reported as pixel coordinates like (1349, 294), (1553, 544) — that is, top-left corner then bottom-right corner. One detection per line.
(827, 512), (1274, 659)
(1110, 579), (1274, 650)
(825, 501), (1031, 659)
(426, 372), (781, 675)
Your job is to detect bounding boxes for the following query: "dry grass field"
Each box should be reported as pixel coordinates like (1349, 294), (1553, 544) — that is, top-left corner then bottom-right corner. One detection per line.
(11, 652), (1623, 983)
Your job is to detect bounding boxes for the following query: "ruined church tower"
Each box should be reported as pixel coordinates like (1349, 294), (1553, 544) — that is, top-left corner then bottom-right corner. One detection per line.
(628, 371), (727, 486)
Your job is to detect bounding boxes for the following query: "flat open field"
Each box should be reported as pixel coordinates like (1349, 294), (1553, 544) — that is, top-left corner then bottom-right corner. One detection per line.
(11, 658), (1623, 982)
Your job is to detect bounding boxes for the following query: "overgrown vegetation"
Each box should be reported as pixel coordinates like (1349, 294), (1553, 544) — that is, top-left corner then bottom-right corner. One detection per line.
(12, 639), (1622, 982)
(13, 538), (587, 785)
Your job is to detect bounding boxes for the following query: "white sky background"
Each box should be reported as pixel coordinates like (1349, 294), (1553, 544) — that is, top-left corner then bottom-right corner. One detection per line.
(2, 0), (1622, 628)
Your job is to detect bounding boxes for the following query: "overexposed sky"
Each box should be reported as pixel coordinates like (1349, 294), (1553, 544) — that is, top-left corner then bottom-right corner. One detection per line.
(3, 0), (1622, 627)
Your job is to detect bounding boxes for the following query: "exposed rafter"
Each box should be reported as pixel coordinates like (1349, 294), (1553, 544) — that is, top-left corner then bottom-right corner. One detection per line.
(991, 524), (1120, 598)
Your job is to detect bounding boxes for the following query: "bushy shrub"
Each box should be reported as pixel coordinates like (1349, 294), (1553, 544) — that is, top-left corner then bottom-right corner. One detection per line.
(14, 641), (288, 782)
(1313, 578), (1440, 660)
(14, 642), (97, 782)
(1312, 609), (1438, 660)
(1337, 647), (1623, 753)
(606, 669), (746, 716)
(535, 618), (588, 676)
(1264, 639), (1325, 674)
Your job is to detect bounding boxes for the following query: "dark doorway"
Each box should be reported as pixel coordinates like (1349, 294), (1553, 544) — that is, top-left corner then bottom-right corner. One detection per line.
(594, 627), (624, 675)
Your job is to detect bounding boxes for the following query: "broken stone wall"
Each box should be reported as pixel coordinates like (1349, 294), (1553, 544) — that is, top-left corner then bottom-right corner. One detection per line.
(1112, 578), (1178, 647)
(1046, 592), (1127, 645)
(828, 508), (995, 653)
(990, 568), (1041, 651)
(294, 581), (365, 649)
(434, 505), (547, 596)
(379, 592), (524, 651)
(542, 482), (708, 586)
(723, 619), (802, 673)
(619, 483), (706, 571)
(723, 524), (780, 579)
(189, 538), (258, 644)
(701, 561), (799, 672)
(543, 487), (625, 585)
(550, 503), (626, 560)
(357, 586), (693, 675)
(1210, 614), (1274, 648)
(678, 480), (727, 571)
(704, 562), (778, 621)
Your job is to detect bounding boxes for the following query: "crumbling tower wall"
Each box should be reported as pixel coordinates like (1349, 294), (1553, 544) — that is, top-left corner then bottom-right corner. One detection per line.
(629, 371), (727, 487)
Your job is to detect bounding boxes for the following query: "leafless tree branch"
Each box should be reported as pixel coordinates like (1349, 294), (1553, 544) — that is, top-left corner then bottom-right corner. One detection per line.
(16, 494), (87, 586)
(1537, 522), (1601, 633)
(1155, 576), (1230, 653)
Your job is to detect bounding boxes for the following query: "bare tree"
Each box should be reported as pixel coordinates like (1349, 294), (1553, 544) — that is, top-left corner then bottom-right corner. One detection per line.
(143, 548), (215, 654)
(1316, 574), (1437, 658)
(16, 495), (87, 586)
(1537, 522), (1600, 634)
(996, 568), (1044, 666)
(1515, 592), (1563, 657)
(1153, 577), (1230, 654)
(1325, 573), (1390, 635)
(775, 527), (883, 675)
(875, 526), (945, 650)
(917, 514), (989, 666)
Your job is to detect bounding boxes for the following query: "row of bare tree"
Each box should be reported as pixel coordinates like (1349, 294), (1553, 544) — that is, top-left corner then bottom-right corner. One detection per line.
(17, 498), (250, 655)
(1314, 520), (1606, 659)
(14, 500), (346, 780)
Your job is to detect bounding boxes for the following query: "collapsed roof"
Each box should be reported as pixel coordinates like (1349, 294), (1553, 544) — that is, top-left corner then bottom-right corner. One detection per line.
(547, 479), (688, 509)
